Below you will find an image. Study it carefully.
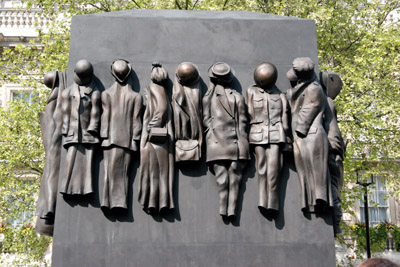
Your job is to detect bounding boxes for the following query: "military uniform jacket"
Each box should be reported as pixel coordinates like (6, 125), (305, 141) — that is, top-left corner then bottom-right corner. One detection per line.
(202, 84), (250, 162)
(100, 83), (143, 151)
(246, 85), (290, 145)
(61, 81), (101, 147)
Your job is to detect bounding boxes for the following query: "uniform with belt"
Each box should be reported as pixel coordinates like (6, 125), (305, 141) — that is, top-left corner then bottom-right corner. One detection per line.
(246, 85), (290, 211)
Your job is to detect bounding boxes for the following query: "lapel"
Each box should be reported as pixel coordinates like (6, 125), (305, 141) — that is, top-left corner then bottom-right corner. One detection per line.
(79, 81), (94, 98)
(215, 85), (233, 117)
(71, 83), (81, 111)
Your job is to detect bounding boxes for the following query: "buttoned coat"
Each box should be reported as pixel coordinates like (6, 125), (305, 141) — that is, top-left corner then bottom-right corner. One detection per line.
(61, 81), (101, 146)
(100, 83), (142, 151)
(287, 78), (332, 212)
(246, 85), (290, 145)
(202, 84), (250, 163)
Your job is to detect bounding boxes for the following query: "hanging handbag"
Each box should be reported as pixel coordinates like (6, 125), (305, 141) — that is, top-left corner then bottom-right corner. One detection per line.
(175, 139), (200, 162)
(149, 127), (168, 144)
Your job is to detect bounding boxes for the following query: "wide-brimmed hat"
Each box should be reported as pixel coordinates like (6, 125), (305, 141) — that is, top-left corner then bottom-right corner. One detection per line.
(176, 62), (200, 86)
(111, 59), (132, 83)
(208, 62), (234, 83)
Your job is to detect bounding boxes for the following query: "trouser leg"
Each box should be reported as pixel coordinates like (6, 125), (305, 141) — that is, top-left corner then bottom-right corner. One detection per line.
(254, 146), (267, 209)
(213, 162), (229, 216)
(266, 144), (282, 211)
(227, 160), (244, 217)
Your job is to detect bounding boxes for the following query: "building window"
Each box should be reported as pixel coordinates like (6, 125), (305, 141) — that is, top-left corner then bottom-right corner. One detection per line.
(11, 91), (38, 105)
(5, 180), (34, 228)
(360, 176), (390, 226)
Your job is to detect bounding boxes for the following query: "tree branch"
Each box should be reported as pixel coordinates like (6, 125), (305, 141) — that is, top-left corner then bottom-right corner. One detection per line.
(131, 0), (142, 9)
(192, 0), (199, 10)
(175, 0), (182, 9)
(222, 0), (230, 11)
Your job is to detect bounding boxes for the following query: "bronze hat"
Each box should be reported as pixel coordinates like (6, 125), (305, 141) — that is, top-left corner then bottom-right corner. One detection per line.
(289, 57), (315, 80)
(44, 70), (58, 89)
(74, 59), (93, 85)
(111, 59), (132, 83)
(208, 62), (233, 83)
(254, 62), (278, 88)
(176, 62), (200, 86)
(319, 71), (343, 100)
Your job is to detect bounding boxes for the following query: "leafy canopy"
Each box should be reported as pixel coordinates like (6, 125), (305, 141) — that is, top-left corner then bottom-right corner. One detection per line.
(0, 0), (399, 265)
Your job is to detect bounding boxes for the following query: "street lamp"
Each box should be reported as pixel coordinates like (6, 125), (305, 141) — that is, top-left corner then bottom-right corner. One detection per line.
(356, 162), (374, 259)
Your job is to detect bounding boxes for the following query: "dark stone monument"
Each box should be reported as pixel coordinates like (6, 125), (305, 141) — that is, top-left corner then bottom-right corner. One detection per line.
(51, 10), (336, 267)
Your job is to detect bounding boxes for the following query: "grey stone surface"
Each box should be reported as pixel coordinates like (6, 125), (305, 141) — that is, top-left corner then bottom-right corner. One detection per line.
(52, 9), (335, 267)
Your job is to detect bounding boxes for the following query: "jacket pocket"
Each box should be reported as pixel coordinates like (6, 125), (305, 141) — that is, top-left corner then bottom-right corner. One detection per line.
(308, 126), (318, 134)
(253, 97), (263, 109)
(249, 129), (263, 142)
(270, 95), (282, 109)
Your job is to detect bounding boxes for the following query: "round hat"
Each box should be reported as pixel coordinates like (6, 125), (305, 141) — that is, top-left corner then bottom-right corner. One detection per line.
(111, 59), (132, 83)
(176, 62), (199, 85)
(74, 59), (93, 85)
(208, 62), (233, 83)
(254, 62), (278, 88)
(44, 70), (58, 89)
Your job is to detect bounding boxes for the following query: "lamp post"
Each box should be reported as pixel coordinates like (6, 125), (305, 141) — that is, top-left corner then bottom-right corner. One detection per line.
(356, 164), (374, 259)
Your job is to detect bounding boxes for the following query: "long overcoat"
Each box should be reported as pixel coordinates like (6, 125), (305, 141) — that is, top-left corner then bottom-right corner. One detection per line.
(287, 79), (332, 212)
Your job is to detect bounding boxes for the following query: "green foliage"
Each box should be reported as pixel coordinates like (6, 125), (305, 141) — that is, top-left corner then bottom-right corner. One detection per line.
(350, 222), (400, 252)
(0, 98), (51, 266)
(0, 0), (399, 264)
(0, 224), (51, 266)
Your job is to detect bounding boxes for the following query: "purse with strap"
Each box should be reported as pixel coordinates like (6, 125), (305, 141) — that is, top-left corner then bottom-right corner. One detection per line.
(175, 139), (200, 162)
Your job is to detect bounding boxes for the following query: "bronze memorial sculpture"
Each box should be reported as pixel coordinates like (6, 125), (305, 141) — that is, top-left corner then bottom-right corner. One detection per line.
(246, 62), (290, 213)
(100, 59), (143, 211)
(60, 59), (101, 195)
(286, 57), (332, 213)
(138, 62), (175, 214)
(202, 62), (250, 219)
(35, 70), (66, 236)
(320, 71), (346, 235)
(172, 62), (203, 162)
(37, 11), (339, 267)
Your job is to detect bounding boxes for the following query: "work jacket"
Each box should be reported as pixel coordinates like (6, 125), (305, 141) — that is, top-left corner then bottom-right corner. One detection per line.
(100, 82), (142, 151)
(202, 84), (250, 162)
(61, 81), (101, 146)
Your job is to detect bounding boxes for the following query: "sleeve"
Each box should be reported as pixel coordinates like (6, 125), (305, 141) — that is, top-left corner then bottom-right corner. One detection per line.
(87, 90), (101, 135)
(246, 88), (254, 124)
(132, 94), (143, 142)
(148, 84), (168, 129)
(100, 92), (111, 139)
(295, 83), (324, 137)
(237, 94), (249, 141)
(281, 93), (291, 143)
(202, 83), (215, 132)
(61, 88), (71, 136)
(325, 98), (345, 157)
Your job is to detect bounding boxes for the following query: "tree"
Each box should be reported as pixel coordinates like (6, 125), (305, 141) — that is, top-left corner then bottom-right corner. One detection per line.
(0, 0), (399, 265)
